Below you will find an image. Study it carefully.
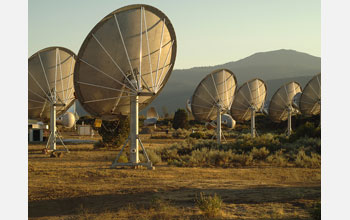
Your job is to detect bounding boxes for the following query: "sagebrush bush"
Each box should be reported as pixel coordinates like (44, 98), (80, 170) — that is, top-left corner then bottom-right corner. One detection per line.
(295, 150), (321, 168)
(195, 192), (223, 218)
(266, 150), (288, 167)
(172, 128), (190, 139)
(155, 130), (320, 168)
(250, 147), (270, 160)
(230, 153), (253, 166)
(146, 149), (162, 165)
(290, 122), (321, 141)
(188, 149), (209, 167)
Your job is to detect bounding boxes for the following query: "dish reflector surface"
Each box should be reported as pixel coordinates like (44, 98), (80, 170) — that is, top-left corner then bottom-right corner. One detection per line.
(191, 69), (237, 122)
(299, 73), (321, 116)
(230, 78), (267, 121)
(28, 47), (76, 121)
(268, 81), (302, 122)
(74, 4), (177, 119)
(146, 107), (159, 119)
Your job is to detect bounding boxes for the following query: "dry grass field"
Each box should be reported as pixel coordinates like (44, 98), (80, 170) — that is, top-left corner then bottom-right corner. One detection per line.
(28, 131), (320, 220)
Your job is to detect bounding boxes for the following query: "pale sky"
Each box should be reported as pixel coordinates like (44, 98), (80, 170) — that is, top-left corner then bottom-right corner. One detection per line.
(28, 0), (320, 69)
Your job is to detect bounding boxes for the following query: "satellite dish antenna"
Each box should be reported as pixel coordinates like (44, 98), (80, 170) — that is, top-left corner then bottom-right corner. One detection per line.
(186, 98), (192, 114)
(230, 78), (267, 138)
(28, 47), (76, 152)
(262, 100), (270, 115)
(144, 107), (159, 127)
(292, 92), (302, 109)
(191, 69), (237, 144)
(268, 81), (302, 136)
(299, 73), (321, 117)
(73, 4), (177, 169)
(205, 113), (236, 130)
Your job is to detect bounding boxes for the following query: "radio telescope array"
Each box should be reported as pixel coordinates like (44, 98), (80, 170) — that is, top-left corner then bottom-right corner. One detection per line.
(191, 69), (237, 144)
(73, 4), (177, 169)
(268, 81), (302, 136)
(28, 47), (76, 151)
(299, 73), (321, 117)
(230, 78), (267, 138)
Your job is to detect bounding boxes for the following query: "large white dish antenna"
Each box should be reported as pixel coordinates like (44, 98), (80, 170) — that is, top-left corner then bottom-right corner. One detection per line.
(230, 78), (267, 137)
(28, 47), (76, 121)
(74, 4), (177, 169)
(74, 4), (177, 120)
(28, 47), (76, 151)
(268, 81), (302, 136)
(191, 69), (237, 143)
(299, 73), (321, 117)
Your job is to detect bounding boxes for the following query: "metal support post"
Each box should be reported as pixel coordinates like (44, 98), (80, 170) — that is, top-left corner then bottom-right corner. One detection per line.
(251, 107), (256, 138)
(50, 103), (57, 151)
(216, 107), (221, 144)
(130, 95), (139, 163)
(287, 107), (292, 136)
(111, 95), (154, 170)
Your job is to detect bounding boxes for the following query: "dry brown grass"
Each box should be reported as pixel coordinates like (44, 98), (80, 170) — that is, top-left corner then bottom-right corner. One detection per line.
(29, 132), (320, 220)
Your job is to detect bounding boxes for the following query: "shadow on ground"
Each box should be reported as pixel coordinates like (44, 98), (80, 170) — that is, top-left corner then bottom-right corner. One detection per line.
(29, 185), (320, 218)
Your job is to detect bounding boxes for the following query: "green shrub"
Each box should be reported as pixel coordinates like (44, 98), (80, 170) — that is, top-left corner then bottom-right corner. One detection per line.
(97, 116), (129, 148)
(250, 147), (270, 160)
(117, 154), (128, 163)
(266, 150), (288, 167)
(195, 192), (223, 218)
(146, 149), (162, 165)
(230, 153), (253, 166)
(290, 122), (321, 141)
(294, 150), (321, 168)
(172, 128), (190, 139)
(189, 132), (203, 139)
(208, 150), (231, 167)
(188, 149), (209, 167)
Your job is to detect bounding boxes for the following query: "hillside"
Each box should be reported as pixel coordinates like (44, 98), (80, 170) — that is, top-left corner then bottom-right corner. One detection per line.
(146, 49), (320, 115)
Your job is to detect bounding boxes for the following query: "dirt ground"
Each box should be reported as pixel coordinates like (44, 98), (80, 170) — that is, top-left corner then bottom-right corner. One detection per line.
(28, 131), (320, 219)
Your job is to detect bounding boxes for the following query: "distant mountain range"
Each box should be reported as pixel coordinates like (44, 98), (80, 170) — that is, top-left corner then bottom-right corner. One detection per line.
(74, 49), (321, 117)
(145, 49), (321, 115)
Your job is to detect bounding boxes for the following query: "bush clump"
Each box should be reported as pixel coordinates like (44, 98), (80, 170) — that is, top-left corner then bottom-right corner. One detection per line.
(172, 108), (189, 129)
(195, 192), (223, 218)
(250, 147), (270, 160)
(290, 122), (321, 141)
(145, 149), (162, 165)
(97, 116), (129, 148)
(294, 150), (321, 168)
(172, 128), (190, 139)
(266, 150), (288, 167)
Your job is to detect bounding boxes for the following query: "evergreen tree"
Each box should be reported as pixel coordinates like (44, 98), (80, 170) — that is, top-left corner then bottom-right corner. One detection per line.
(172, 108), (189, 129)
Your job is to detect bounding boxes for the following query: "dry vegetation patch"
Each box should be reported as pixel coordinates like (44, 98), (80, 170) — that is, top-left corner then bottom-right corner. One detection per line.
(29, 132), (320, 220)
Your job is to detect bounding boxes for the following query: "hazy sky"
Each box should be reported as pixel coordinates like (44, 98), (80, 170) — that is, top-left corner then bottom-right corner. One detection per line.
(29, 0), (320, 69)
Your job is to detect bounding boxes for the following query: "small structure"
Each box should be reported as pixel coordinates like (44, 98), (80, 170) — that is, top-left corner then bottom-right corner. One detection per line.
(28, 124), (48, 142)
(77, 124), (92, 136)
